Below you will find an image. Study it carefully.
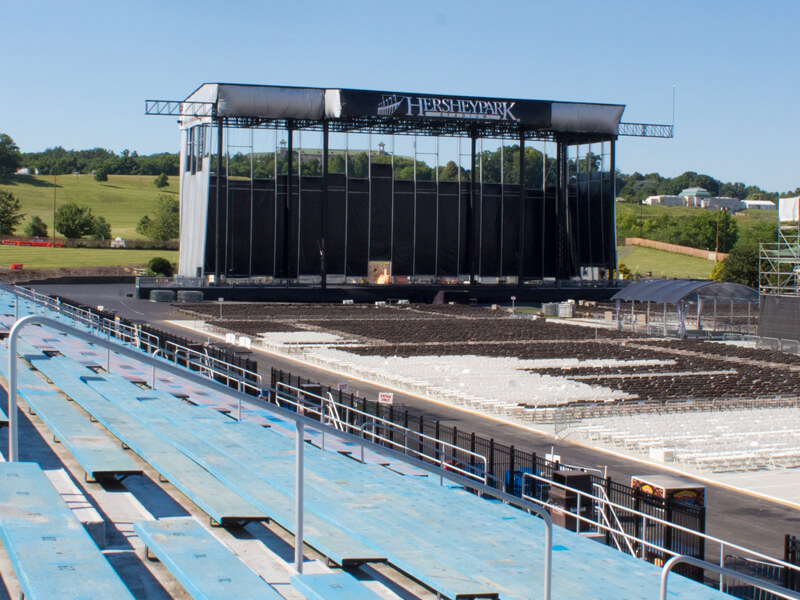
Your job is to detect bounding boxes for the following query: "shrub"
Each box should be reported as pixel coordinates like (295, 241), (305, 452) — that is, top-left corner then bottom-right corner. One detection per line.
(148, 256), (173, 277)
(24, 215), (48, 237)
(153, 172), (169, 188)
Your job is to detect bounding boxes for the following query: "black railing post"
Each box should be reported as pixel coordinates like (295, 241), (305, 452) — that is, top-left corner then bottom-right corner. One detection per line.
(470, 432), (476, 470)
(785, 534), (791, 590)
(508, 445), (515, 495)
(418, 414), (424, 455)
(605, 476), (612, 546)
(664, 501), (674, 562)
(488, 438), (495, 488)
(435, 420), (440, 461)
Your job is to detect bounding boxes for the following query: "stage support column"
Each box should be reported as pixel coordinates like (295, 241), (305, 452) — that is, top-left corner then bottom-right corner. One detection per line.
(518, 131), (526, 281)
(284, 121), (293, 280)
(466, 129), (477, 285)
(214, 118), (223, 282)
(609, 139), (617, 279)
(320, 122), (329, 289)
(556, 140), (568, 280)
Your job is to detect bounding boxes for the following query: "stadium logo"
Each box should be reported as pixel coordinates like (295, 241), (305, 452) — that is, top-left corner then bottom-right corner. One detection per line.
(377, 94), (519, 122)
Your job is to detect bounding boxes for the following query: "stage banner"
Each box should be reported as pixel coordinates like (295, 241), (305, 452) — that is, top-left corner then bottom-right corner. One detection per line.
(333, 89), (551, 128)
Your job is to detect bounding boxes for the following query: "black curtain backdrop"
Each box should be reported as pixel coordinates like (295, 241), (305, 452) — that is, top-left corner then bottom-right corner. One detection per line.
(206, 162), (614, 279)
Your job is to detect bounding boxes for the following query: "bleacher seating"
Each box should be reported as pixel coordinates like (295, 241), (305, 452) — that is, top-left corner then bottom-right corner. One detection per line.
(0, 287), (735, 599)
(21, 350), (267, 526)
(0, 344), (140, 482)
(134, 517), (284, 600)
(0, 462), (135, 600)
(291, 572), (385, 600)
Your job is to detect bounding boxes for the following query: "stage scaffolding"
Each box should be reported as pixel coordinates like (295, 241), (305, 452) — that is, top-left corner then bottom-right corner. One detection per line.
(760, 221), (800, 296)
(146, 84), (672, 288)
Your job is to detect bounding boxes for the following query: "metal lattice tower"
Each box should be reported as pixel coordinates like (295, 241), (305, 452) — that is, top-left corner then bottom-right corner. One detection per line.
(760, 220), (800, 296)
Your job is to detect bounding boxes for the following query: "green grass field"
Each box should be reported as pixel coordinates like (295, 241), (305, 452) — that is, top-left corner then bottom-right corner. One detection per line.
(617, 245), (714, 279)
(0, 246), (178, 270)
(0, 174), (178, 240)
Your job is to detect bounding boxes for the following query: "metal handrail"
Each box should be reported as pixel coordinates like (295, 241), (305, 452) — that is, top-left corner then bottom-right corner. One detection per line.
(661, 555), (800, 600)
(360, 421), (488, 485)
(593, 483), (637, 557)
(521, 471), (800, 582)
(166, 340), (261, 391)
(8, 284), (258, 398)
(275, 381), (489, 484)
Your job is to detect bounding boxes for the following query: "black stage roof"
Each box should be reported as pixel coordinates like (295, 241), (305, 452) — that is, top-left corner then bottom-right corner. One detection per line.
(148, 83), (632, 143)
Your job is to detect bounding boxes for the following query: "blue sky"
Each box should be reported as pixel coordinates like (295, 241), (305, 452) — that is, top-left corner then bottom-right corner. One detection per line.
(3, 1), (797, 192)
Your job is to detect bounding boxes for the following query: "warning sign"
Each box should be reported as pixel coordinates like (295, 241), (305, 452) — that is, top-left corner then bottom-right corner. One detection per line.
(378, 392), (394, 405)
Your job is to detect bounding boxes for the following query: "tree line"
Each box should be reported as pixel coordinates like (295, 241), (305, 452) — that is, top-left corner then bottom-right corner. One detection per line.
(7, 139), (797, 202)
(20, 147), (179, 177)
(616, 170), (800, 203)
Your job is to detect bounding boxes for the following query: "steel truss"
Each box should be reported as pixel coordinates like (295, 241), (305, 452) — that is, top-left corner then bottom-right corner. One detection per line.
(760, 223), (800, 296)
(145, 100), (673, 142)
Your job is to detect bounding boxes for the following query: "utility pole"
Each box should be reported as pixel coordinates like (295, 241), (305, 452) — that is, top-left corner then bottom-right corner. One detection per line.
(52, 171), (57, 247)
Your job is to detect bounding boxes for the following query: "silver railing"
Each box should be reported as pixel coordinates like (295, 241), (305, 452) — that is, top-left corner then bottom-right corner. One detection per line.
(274, 381), (489, 486)
(6, 284), (259, 399)
(521, 471), (800, 596)
(661, 556), (800, 600)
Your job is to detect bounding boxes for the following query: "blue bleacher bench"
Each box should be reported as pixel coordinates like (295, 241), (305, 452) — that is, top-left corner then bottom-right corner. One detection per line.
(134, 517), (284, 600)
(0, 462), (135, 600)
(291, 572), (386, 600)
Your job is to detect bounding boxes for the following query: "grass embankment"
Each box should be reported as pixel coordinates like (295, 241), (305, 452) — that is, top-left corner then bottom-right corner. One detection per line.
(0, 246), (178, 269)
(617, 245), (714, 279)
(615, 202), (777, 235)
(0, 174), (178, 240)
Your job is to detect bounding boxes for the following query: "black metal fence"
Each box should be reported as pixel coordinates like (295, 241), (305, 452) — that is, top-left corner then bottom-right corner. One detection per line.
(785, 535), (800, 592)
(720, 546), (800, 600)
(271, 367), (706, 572)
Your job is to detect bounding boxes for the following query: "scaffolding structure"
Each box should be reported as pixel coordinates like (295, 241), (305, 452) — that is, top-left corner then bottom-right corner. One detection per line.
(760, 221), (800, 296)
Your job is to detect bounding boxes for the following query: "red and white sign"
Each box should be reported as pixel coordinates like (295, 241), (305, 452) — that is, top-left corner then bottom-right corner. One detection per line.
(378, 392), (394, 405)
(337, 382), (349, 392)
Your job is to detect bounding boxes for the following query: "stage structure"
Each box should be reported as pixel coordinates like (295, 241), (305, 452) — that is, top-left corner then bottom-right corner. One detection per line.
(146, 84), (672, 289)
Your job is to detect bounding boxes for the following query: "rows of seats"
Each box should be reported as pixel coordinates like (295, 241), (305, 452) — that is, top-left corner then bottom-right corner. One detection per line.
(571, 407), (800, 472)
(0, 287), (732, 599)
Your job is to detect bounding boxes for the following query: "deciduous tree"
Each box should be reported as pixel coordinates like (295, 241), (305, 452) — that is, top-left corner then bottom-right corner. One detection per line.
(0, 190), (23, 234)
(137, 194), (179, 240)
(55, 203), (96, 239)
(153, 172), (169, 188)
(23, 216), (48, 238)
(0, 134), (21, 178)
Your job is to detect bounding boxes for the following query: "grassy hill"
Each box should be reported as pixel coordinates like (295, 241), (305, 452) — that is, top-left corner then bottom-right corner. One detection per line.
(0, 246), (178, 270)
(0, 174), (179, 240)
(617, 245), (715, 279)
(615, 201), (777, 236)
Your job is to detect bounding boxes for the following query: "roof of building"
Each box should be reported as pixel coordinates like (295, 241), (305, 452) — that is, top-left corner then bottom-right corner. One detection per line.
(611, 278), (759, 305)
(178, 83), (626, 141)
(679, 187), (712, 197)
